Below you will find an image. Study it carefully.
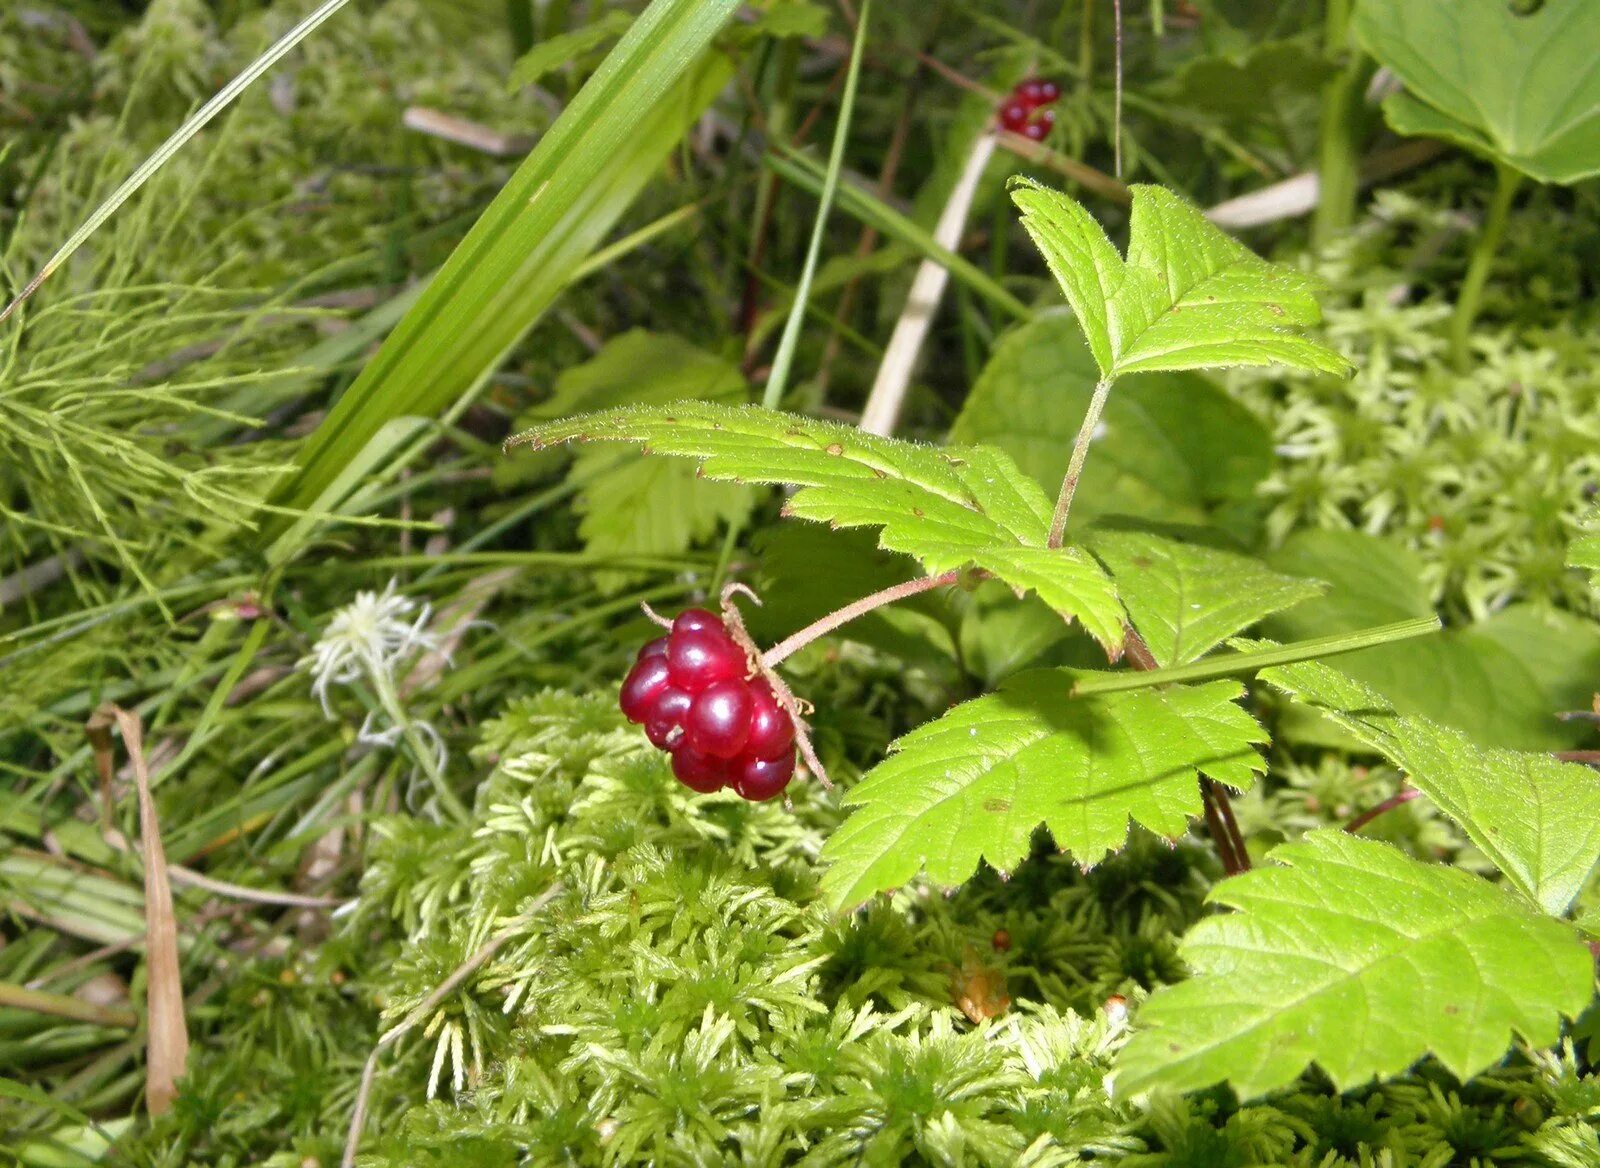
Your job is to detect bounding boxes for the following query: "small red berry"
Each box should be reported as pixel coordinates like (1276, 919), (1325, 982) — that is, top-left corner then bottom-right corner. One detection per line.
(671, 744), (732, 793)
(999, 101), (1029, 131)
(1022, 121), (1048, 142)
(685, 679), (753, 759)
(1038, 80), (1061, 103)
(1017, 79), (1046, 105)
(645, 688), (691, 749)
(744, 682), (795, 760)
(666, 627), (745, 691)
(1036, 108), (1057, 129)
(672, 608), (722, 636)
(637, 636), (668, 660)
(619, 657), (672, 723)
(733, 752), (795, 801)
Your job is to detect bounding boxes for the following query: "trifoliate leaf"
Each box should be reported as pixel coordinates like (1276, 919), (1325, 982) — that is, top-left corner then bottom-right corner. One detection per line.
(950, 314), (1274, 528)
(1354, 0), (1600, 184)
(819, 674), (1264, 909)
(1257, 656), (1600, 917)
(1011, 182), (1351, 381)
(1116, 830), (1594, 1099)
(1091, 531), (1324, 666)
(510, 403), (1126, 650)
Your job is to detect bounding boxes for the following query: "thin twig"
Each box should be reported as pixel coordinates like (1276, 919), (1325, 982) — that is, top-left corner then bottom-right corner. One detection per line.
(1344, 786), (1421, 834)
(1119, 631), (1250, 874)
(1111, 0), (1124, 179)
(1047, 378), (1112, 548)
(341, 884), (564, 1167)
(759, 570), (963, 668)
(859, 133), (996, 436)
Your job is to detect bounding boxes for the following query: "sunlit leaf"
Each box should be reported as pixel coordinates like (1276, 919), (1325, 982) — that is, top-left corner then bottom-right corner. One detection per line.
(1117, 831), (1593, 1099)
(511, 403), (1126, 650)
(1011, 182), (1351, 381)
(820, 675), (1264, 909)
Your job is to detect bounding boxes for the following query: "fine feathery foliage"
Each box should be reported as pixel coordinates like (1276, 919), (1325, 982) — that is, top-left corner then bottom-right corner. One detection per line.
(509, 402), (1127, 650)
(1354, 0), (1600, 184)
(819, 676), (1265, 909)
(1116, 829), (1595, 1100)
(1258, 655), (1600, 916)
(1009, 181), (1354, 381)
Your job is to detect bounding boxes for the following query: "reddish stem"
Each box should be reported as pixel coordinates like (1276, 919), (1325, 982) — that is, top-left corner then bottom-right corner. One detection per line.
(1121, 629), (1251, 875)
(759, 569), (962, 668)
(1344, 786), (1421, 834)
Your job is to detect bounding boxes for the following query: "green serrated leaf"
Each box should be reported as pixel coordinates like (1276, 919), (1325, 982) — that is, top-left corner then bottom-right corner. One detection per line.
(949, 314), (1275, 529)
(1354, 0), (1600, 184)
(1092, 530), (1324, 666)
(1011, 182), (1351, 381)
(1257, 656), (1600, 917)
(819, 675), (1264, 909)
(1116, 830), (1593, 1099)
(510, 403), (1126, 650)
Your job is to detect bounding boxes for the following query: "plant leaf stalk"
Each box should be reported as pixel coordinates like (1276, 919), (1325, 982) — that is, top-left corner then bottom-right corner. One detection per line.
(1047, 378), (1112, 548)
(1450, 162), (1522, 368)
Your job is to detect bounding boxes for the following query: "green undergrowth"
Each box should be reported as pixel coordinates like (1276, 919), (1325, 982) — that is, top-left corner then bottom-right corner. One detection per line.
(1233, 174), (1600, 622)
(91, 684), (1600, 1168)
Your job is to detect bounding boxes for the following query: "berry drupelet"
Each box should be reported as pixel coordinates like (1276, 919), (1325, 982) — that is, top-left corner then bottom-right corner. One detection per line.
(619, 608), (799, 801)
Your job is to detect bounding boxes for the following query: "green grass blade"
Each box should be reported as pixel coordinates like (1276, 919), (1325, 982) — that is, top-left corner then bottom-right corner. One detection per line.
(766, 152), (1031, 320)
(761, 0), (872, 410)
(260, 0), (741, 537)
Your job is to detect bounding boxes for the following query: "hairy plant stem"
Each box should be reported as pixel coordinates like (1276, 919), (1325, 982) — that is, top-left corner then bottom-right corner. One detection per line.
(759, 569), (963, 668)
(1344, 786), (1420, 834)
(1048, 378), (1113, 548)
(1121, 630), (1251, 875)
(1450, 162), (1521, 369)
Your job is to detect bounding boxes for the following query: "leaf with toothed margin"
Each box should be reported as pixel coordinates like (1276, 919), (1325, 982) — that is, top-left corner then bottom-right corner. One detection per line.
(1253, 652), (1600, 917)
(1116, 830), (1594, 1100)
(818, 672), (1265, 910)
(1012, 181), (1351, 381)
(509, 402), (1126, 650)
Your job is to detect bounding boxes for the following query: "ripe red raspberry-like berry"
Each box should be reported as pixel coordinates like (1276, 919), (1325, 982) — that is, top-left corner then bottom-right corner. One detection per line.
(1000, 77), (1060, 138)
(621, 608), (800, 802)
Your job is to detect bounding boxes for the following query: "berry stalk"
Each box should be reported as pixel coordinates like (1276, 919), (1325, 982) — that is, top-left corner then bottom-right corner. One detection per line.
(758, 569), (964, 668)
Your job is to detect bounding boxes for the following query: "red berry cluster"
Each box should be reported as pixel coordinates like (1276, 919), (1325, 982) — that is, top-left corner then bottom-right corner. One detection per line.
(998, 77), (1060, 141)
(619, 608), (797, 801)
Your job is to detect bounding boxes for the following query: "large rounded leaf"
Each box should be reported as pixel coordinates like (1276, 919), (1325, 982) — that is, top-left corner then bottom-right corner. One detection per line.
(1354, 0), (1600, 184)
